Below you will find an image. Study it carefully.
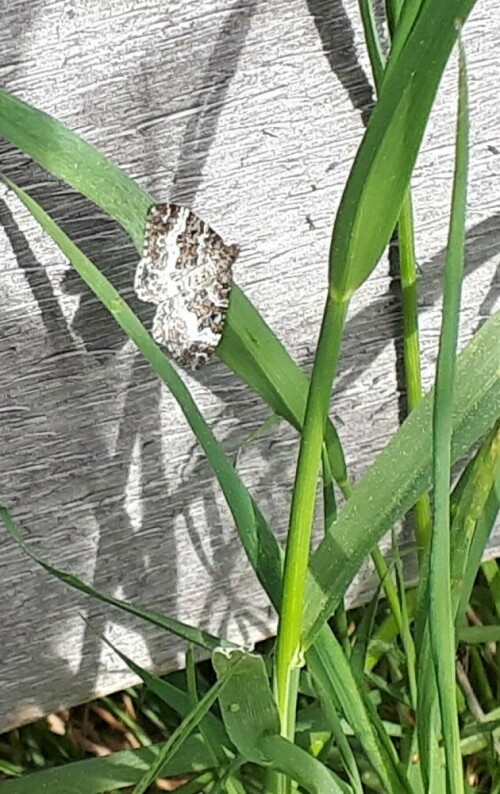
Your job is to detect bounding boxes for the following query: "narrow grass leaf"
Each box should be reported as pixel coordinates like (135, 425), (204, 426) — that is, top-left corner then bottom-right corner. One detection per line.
(131, 654), (243, 794)
(391, 531), (417, 710)
(361, 0), (432, 557)
(0, 506), (232, 653)
(481, 556), (500, 622)
(330, 0), (476, 297)
(414, 429), (500, 790)
(185, 649), (241, 792)
(453, 423), (500, 619)
(276, 1), (476, 730)
(427, 37), (470, 794)
(349, 584), (382, 680)
(457, 625), (500, 644)
(0, 738), (214, 794)
(307, 625), (411, 794)
(218, 286), (349, 492)
(258, 735), (351, 794)
(311, 663), (364, 794)
(0, 88), (150, 247)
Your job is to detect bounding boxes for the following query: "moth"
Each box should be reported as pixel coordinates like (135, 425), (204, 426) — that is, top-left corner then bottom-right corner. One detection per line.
(135, 203), (238, 369)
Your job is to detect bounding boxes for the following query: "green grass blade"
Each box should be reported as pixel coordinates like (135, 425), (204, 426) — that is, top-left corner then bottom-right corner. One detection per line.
(0, 173), (285, 611)
(2, 171), (413, 787)
(307, 625), (411, 794)
(0, 738), (214, 794)
(427, 36), (470, 794)
(0, 87), (349, 494)
(0, 506), (233, 654)
(185, 648), (240, 791)
(358, 0), (384, 88)
(303, 310), (500, 647)
(457, 625), (500, 644)
(130, 654), (242, 794)
(330, 0), (477, 297)
(258, 735), (351, 794)
(391, 531), (418, 710)
(360, 0), (431, 557)
(217, 286), (349, 492)
(311, 670), (364, 794)
(415, 428), (499, 789)
(349, 585), (382, 681)
(0, 89), (150, 248)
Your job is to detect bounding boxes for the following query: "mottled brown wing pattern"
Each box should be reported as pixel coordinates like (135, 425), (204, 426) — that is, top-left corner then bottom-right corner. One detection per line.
(134, 203), (238, 369)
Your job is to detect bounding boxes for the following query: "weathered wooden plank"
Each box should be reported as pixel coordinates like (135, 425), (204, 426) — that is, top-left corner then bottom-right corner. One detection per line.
(0, 0), (498, 731)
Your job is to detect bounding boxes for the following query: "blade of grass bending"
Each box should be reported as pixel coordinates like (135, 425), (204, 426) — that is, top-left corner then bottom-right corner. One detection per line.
(0, 174), (284, 611)
(330, 0), (476, 298)
(258, 736), (351, 794)
(212, 649), (280, 767)
(218, 286), (349, 494)
(427, 35), (469, 794)
(0, 739), (215, 794)
(275, 0), (477, 735)
(130, 654), (243, 794)
(0, 506), (234, 654)
(0, 87), (349, 495)
(0, 89), (151, 248)
(2, 173), (399, 790)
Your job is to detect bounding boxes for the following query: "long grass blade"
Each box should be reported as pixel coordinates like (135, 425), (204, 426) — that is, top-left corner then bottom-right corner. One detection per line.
(0, 506), (233, 653)
(130, 655), (242, 794)
(0, 738), (214, 794)
(307, 625), (412, 793)
(427, 35), (470, 794)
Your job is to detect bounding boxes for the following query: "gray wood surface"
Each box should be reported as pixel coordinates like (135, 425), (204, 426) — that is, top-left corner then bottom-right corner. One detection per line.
(0, 0), (498, 731)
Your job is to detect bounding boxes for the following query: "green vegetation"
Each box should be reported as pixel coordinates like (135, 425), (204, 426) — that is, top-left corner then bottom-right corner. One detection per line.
(0, 0), (499, 791)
